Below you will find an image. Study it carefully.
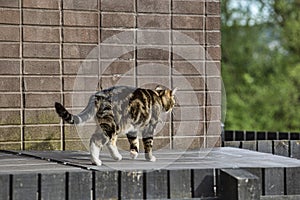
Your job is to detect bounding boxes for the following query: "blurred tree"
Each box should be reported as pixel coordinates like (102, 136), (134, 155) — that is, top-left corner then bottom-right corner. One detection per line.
(222, 0), (300, 131)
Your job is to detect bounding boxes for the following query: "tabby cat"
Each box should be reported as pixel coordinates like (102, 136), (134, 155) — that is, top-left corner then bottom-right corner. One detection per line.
(55, 86), (177, 166)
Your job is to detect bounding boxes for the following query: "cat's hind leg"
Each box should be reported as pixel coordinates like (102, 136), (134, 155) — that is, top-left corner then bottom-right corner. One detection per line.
(142, 137), (156, 162)
(106, 133), (122, 161)
(90, 130), (109, 166)
(127, 132), (139, 159)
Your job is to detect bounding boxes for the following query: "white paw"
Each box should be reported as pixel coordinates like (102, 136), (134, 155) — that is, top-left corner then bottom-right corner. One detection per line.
(149, 155), (156, 162)
(91, 158), (102, 166)
(130, 150), (138, 159)
(113, 153), (122, 161)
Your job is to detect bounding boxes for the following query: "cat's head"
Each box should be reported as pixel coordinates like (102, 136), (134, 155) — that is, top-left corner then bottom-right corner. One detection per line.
(155, 86), (177, 112)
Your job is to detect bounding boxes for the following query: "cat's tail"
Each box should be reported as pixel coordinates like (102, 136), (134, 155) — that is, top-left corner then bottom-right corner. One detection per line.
(55, 95), (96, 124)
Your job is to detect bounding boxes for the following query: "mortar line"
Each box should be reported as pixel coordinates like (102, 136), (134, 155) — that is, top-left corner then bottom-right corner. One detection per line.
(60, 0), (65, 150)
(19, 0), (24, 150)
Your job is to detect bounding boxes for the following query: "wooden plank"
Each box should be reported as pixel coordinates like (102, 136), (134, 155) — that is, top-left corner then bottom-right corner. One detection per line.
(12, 174), (38, 200)
(68, 171), (92, 200)
(257, 141), (273, 153)
(273, 140), (289, 157)
(244, 168), (263, 195)
(0, 174), (10, 200)
(241, 141), (257, 151)
(261, 195), (300, 200)
(192, 169), (214, 198)
(120, 171), (144, 199)
(219, 169), (260, 200)
(263, 168), (284, 195)
(286, 167), (300, 195)
(290, 140), (300, 159)
(95, 171), (119, 199)
(145, 170), (168, 199)
(41, 173), (66, 200)
(169, 169), (192, 199)
(223, 141), (241, 148)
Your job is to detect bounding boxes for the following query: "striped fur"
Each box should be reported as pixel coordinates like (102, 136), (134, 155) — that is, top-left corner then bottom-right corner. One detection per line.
(55, 86), (176, 166)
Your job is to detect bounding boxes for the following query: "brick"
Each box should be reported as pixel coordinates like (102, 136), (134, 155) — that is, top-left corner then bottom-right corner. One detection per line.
(206, 77), (221, 91)
(153, 138), (171, 150)
(99, 76), (135, 89)
(0, 9), (20, 24)
(100, 45), (134, 59)
(0, 77), (20, 91)
(63, 60), (99, 75)
(173, 45), (205, 60)
(173, 137), (204, 150)
(0, 0), (19, 8)
(206, 46), (221, 60)
(63, 44), (98, 59)
(0, 93), (21, 108)
(25, 93), (61, 108)
(137, 0), (170, 13)
(206, 1), (221, 15)
(0, 110), (21, 125)
(101, 29), (134, 44)
(172, 76), (205, 90)
(63, 11), (98, 27)
(102, 60), (134, 75)
(0, 43), (20, 58)
(0, 60), (20, 74)
(206, 92), (221, 106)
(137, 30), (170, 45)
(0, 26), (20, 41)
(63, 76), (99, 91)
(206, 121), (221, 135)
(175, 91), (204, 106)
(64, 140), (87, 151)
(206, 61), (221, 76)
(101, 13), (135, 28)
(173, 0), (204, 14)
(206, 16), (221, 30)
(23, 43), (60, 58)
(172, 15), (204, 30)
(24, 141), (61, 150)
(24, 60), (60, 75)
(23, 10), (60, 25)
(173, 106), (204, 121)
(24, 126), (61, 140)
(137, 61), (170, 75)
(64, 93), (93, 107)
(172, 31), (204, 45)
(101, 0), (134, 12)
(137, 14), (170, 29)
(25, 109), (60, 124)
(206, 31), (221, 46)
(173, 121), (205, 137)
(24, 77), (61, 91)
(23, 0), (60, 9)
(65, 124), (95, 139)
(206, 106), (221, 121)
(154, 122), (170, 137)
(172, 61), (205, 75)
(0, 127), (21, 141)
(137, 48), (170, 60)
(206, 136), (221, 148)
(23, 26), (60, 43)
(63, 0), (98, 10)
(0, 142), (21, 150)
(63, 28), (98, 43)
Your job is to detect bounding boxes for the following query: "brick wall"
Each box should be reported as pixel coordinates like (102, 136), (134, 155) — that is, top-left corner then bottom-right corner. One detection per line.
(0, 0), (221, 151)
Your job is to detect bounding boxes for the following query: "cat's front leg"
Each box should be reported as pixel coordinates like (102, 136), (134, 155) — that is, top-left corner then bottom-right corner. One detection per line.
(107, 134), (122, 161)
(127, 132), (139, 159)
(142, 137), (156, 162)
(90, 132), (109, 166)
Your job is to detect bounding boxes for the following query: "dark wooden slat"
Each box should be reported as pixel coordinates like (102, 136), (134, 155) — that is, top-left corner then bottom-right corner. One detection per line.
(263, 168), (284, 195)
(95, 171), (119, 199)
(0, 174), (10, 200)
(68, 171), (92, 200)
(41, 173), (66, 200)
(257, 141), (273, 153)
(219, 169), (260, 200)
(286, 167), (300, 195)
(12, 174), (38, 200)
(290, 141), (300, 159)
(273, 140), (289, 157)
(241, 141), (257, 151)
(145, 170), (168, 199)
(261, 195), (300, 200)
(169, 169), (192, 199)
(192, 169), (214, 198)
(244, 168), (263, 195)
(120, 171), (144, 199)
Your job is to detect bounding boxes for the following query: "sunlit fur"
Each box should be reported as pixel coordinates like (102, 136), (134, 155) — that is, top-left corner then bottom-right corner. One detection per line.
(55, 86), (176, 166)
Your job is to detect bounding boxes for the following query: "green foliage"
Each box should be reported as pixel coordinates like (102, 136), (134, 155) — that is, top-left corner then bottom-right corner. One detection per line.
(222, 0), (300, 132)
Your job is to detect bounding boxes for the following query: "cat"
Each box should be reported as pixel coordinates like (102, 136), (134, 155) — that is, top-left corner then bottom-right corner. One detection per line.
(55, 85), (177, 166)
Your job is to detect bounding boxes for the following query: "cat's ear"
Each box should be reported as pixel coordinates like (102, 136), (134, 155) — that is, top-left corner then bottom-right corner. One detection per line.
(155, 85), (163, 91)
(171, 87), (178, 96)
